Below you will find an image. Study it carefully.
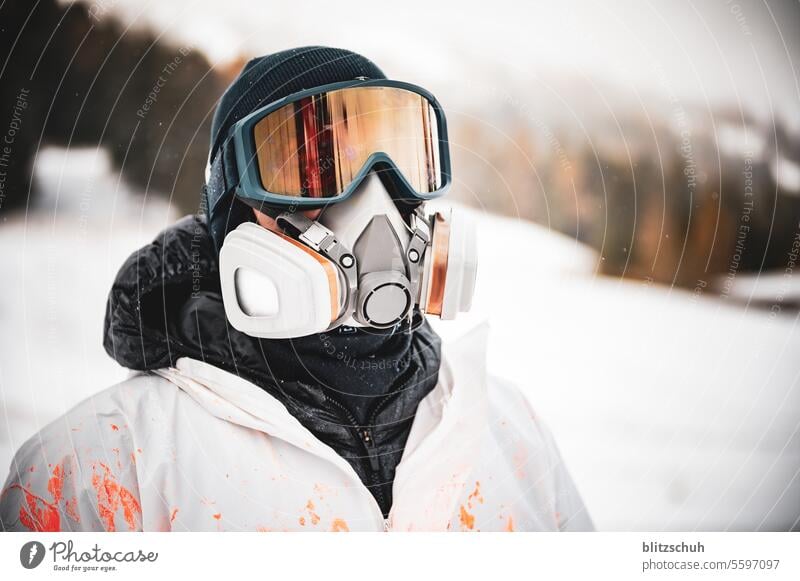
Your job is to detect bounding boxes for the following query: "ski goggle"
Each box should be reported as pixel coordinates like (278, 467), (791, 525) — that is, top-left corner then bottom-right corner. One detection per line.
(221, 79), (452, 209)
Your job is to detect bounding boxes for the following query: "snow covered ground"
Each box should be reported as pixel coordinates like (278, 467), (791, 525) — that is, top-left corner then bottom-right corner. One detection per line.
(1, 147), (799, 531)
(450, 225), (800, 531)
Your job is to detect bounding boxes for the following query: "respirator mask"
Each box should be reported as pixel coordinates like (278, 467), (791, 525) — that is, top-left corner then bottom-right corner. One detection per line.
(208, 79), (478, 339)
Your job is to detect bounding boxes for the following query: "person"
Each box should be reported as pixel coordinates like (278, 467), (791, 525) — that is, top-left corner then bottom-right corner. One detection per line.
(0, 46), (592, 532)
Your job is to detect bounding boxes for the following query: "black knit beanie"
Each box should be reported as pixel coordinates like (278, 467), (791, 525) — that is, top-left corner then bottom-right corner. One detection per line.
(205, 46), (386, 249)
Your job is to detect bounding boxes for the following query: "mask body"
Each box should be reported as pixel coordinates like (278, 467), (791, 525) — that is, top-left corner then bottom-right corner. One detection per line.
(219, 173), (477, 339)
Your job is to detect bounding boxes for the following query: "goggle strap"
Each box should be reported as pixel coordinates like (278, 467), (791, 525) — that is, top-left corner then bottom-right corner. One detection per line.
(204, 138), (240, 217)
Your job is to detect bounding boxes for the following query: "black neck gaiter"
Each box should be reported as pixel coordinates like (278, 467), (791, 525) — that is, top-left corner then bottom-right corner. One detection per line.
(259, 320), (437, 424)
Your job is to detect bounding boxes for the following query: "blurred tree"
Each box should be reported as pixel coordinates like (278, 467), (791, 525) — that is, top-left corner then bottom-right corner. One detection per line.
(0, 0), (230, 215)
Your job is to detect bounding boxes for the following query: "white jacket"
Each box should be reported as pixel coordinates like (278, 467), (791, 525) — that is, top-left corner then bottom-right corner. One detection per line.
(0, 323), (592, 532)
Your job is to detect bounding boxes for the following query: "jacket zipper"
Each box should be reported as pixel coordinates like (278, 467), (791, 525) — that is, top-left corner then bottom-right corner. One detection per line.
(360, 390), (408, 517)
(322, 392), (403, 517)
(320, 395), (386, 509)
(360, 427), (388, 518)
(360, 428), (381, 472)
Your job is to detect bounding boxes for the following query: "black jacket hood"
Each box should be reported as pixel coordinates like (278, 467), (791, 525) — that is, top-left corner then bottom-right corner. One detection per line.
(103, 215), (442, 516)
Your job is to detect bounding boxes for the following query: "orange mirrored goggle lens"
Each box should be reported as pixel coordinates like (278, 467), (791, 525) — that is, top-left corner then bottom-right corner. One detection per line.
(252, 86), (442, 199)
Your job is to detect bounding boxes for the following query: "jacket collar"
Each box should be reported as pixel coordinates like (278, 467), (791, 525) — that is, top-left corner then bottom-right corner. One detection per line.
(154, 320), (489, 526)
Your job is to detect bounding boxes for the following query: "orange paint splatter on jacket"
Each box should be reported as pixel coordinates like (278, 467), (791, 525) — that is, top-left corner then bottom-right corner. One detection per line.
(110, 424), (119, 431)
(505, 515), (514, 532)
(299, 516), (306, 526)
(47, 464), (64, 504)
(110, 448), (124, 470)
(459, 505), (475, 530)
(305, 499), (320, 525)
(313, 482), (330, 498)
(170, 508), (179, 523)
(330, 518), (349, 532)
(65, 497), (80, 523)
(467, 481), (483, 507)
(14, 485), (60, 532)
(12, 463), (70, 531)
(91, 462), (141, 531)
(458, 480), (483, 530)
